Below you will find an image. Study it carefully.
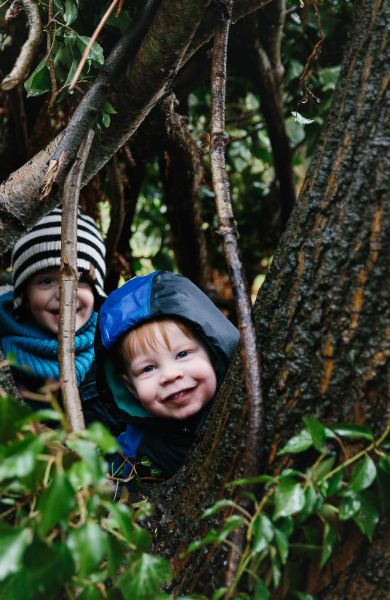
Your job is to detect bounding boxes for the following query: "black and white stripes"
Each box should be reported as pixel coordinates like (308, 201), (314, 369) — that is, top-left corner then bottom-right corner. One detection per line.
(12, 208), (106, 311)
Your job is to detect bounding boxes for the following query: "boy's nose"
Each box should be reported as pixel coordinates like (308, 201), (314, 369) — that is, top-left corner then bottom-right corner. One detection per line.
(160, 364), (183, 385)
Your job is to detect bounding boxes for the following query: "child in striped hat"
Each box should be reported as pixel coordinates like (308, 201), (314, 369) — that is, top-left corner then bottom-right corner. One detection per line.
(0, 208), (120, 431)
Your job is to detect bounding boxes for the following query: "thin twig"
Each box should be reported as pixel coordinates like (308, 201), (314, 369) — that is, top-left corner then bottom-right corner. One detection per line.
(210, 0), (264, 590)
(59, 129), (95, 434)
(1, 0), (42, 91)
(68, 0), (120, 92)
(46, 0), (58, 109)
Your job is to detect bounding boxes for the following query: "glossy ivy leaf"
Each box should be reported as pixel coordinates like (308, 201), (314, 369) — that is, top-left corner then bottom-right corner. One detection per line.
(210, 588), (228, 600)
(229, 475), (276, 487)
(67, 521), (108, 576)
(220, 516), (246, 539)
(314, 456), (337, 483)
(319, 522), (337, 568)
(64, 0), (78, 25)
(252, 514), (274, 555)
(0, 434), (44, 480)
(76, 37), (104, 66)
(104, 502), (135, 542)
(24, 58), (51, 97)
(353, 490), (380, 541)
(201, 499), (237, 519)
(303, 417), (326, 451)
(106, 535), (127, 578)
(117, 554), (172, 600)
(348, 455), (377, 492)
(67, 438), (107, 487)
(320, 468), (344, 498)
(23, 409), (61, 423)
(270, 547), (282, 588)
(254, 578), (270, 600)
(278, 429), (313, 455)
(187, 529), (220, 552)
(339, 493), (361, 520)
(37, 468), (75, 536)
(330, 424), (374, 441)
(0, 396), (32, 442)
(274, 479), (305, 518)
(86, 422), (119, 454)
(0, 524), (33, 581)
(377, 455), (390, 512)
(298, 486), (322, 523)
(19, 538), (74, 598)
(274, 527), (289, 564)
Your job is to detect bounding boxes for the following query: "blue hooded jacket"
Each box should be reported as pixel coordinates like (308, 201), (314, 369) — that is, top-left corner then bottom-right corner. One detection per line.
(97, 271), (240, 478)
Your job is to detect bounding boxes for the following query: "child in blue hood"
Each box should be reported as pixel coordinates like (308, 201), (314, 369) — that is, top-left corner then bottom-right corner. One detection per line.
(98, 270), (239, 481)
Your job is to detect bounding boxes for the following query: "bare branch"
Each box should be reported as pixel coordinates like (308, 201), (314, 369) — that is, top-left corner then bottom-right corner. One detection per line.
(105, 154), (126, 272)
(59, 129), (94, 434)
(210, 1), (263, 474)
(1, 0), (42, 91)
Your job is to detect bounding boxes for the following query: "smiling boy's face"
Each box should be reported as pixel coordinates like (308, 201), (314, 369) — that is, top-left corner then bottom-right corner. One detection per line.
(123, 320), (217, 420)
(25, 267), (95, 334)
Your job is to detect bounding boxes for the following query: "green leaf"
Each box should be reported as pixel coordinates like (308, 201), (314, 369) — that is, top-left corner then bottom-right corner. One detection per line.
(311, 456), (336, 483)
(293, 593), (315, 600)
(117, 554), (171, 600)
(274, 528), (289, 564)
(76, 36), (104, 65)
(220, 515), (246, 539)
(274, 479), (305, 518)
(187, 529), (221, 552)
(377, 455), (390, 512)
(0, 524), (33, 581)
(101, 113), (111, 128)
(67, 521), (108, 576)
(201, 499), (236, 519)
(252, 514), (274, 555)
(22, 539), (74, 597)
(86, 422), (119, 454)
(229, 475), (275, 486)
(303, 417), (326, 451)
(254, 577), (270, 599)
(64, 0), (78, 24)
(24, 58), (51, 97)
(353, 491), (380, 541)
(320, 522), (337, 568)
(321, 468), (344, 497)
(331, 424), (374, 441)
(339, 493), (361, 520)
(211, 588), (228, 600)
(298, 486), (322, 522)
(0, 435), (44, 480)
(37, 468), (75, 535)
(106, 535), (127, 577)
(0, 396), (32, 442)
(278, 429), (313, 455)
(348, 455), (377, 492)
(67, 437), (107, 487)
(105, 502), (135, 542)
(319, 66), (340, 91)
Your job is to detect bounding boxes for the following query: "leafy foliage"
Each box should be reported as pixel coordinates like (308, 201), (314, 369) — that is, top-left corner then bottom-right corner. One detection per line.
(0, 395), (173, 600)
(187, 418), (390, 599)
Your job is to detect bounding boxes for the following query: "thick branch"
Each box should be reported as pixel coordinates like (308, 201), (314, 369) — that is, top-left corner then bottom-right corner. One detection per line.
(83, 0), (211, 182)
(0, 0), (274, 255)
(59, 129), (94, 434)
(43, 0), (159, 196)
(1, 0), (42, 91)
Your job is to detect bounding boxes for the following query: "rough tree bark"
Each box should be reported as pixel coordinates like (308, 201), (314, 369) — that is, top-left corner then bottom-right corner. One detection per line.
(147, 0), (390, 596)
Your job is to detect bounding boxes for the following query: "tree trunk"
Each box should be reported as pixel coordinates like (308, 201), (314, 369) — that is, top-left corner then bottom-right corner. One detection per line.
(148, 0), (390, 596)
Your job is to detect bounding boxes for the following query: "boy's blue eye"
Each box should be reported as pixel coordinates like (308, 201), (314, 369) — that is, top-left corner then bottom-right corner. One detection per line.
(177, 351), (189, 359)
(37, 277), (57, 286)
(143, 365), (155, 373)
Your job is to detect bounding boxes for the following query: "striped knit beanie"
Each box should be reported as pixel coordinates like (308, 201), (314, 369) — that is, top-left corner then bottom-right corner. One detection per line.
(12, 208), (106, 312)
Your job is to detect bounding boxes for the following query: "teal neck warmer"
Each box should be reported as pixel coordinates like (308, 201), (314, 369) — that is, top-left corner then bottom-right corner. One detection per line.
(0, 291), (96, 385)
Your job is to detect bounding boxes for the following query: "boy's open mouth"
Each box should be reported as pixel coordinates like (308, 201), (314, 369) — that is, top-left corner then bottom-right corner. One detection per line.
(163, 387), (195, 402)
